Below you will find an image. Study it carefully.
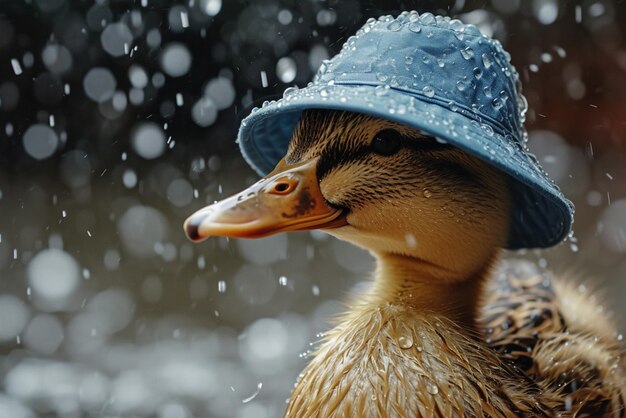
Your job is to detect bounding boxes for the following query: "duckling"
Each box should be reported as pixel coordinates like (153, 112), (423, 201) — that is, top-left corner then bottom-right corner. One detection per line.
(185, 109), (624, 416)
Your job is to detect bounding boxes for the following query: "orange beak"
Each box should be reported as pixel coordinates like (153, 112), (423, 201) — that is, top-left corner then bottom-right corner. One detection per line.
(183, 158), (347, 242)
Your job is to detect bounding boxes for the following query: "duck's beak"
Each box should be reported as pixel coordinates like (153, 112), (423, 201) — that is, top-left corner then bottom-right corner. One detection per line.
(183, 158), (347, 242)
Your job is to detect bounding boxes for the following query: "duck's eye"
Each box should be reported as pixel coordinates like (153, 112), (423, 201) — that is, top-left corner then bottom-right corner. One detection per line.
(371, 129), (402, 156)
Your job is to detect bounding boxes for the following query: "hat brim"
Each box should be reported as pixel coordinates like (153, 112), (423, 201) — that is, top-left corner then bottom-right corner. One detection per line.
(237, 83), (573, 249)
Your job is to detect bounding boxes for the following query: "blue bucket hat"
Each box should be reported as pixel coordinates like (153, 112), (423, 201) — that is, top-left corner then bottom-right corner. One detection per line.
(237, 11), (574, 249)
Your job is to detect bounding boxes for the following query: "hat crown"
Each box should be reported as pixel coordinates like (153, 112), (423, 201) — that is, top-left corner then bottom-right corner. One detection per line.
(313, 11), (528, 144)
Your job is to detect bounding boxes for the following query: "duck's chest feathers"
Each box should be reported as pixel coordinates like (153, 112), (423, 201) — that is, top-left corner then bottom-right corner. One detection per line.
(285, 303), (547, 418)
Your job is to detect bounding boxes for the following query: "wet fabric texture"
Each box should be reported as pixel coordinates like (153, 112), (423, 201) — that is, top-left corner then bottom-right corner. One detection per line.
(237, 11), (574, 249)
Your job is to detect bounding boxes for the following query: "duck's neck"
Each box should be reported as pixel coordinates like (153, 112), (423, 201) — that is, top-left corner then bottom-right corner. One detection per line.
(368, 252), (499, 331)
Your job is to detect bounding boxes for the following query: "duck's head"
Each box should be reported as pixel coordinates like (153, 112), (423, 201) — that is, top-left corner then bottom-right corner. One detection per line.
(185, 110), (510, 282)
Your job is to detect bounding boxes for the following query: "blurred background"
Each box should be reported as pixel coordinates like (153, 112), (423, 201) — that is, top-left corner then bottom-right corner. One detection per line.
(0, 0), (625, 417)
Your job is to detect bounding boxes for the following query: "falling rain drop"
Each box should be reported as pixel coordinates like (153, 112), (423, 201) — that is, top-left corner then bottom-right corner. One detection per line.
(11, 58), (22, 75)
(242, 382), (263, 404)
(218, 280), (227, 293)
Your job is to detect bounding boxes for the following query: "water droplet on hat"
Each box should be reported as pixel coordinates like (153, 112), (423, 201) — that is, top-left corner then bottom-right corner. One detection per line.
(456, 80), (467, 92)
(419, 12), (435, 25)
(505, 143), (516, 156)
(460, 46), (474, 60)
(319, 87), (331, 97)
(484, 86), (493, 98)
(376, 73), (389, 82)
(492, 97), (504, 110)
(283, 86), (299, 98)
(482, 53), (493, 69)
(423, 189), (433, 198)
(375, 85), (390, 96)
(320, 60), (331, 74)
(346, 36), (358, 48)
(422, 86), (435, 98)
(450, 19), (464, 32)
(473, 67), (483, 79)
(387, 20), (403, 31)
(447, 101), (458, 111)
(405, 56), (414, 65)
(408, 21), (422, 33)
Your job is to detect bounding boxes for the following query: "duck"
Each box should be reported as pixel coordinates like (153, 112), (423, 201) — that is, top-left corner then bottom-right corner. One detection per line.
(183, 11), (626, 417)
(184, 109), (625, 417)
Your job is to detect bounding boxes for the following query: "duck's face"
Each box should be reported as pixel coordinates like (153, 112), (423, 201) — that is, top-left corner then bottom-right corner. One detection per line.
(185, 110), (510, 278)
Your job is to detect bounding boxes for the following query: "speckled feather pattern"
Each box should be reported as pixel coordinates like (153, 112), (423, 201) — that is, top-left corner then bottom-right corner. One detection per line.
(482, 260), (626, 417)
